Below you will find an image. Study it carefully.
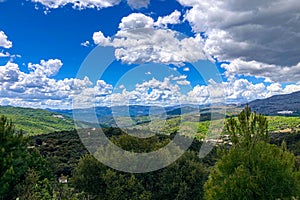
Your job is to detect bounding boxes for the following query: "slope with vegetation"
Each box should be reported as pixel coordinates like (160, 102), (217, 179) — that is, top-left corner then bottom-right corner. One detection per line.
(1, 105), (300, 199)
(205, 106), (300, 199)
(0, 106), (75, 135)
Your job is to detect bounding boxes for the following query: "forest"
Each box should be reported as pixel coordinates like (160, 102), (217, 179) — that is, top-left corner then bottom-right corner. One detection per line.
(1, 106), (300, 200)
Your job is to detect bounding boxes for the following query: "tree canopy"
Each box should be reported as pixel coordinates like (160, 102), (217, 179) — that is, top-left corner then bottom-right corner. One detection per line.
(205, 106), (300, 200)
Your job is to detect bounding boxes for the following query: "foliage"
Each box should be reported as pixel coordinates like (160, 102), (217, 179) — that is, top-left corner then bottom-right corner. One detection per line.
(205, 106), (300, 200)
(267, 116), (300, 132)
(0, 115), (30, 199)
(271, 130), (300, 156)
(15, 169), (53, 200)
(2, 106), (298, 200)
(103, 170), (151, 200)
(72, 154), (106, 198)
(152, 151), (209, 200)
(225, 105), (269, 146)
(205, 141), (299, 200)
(0, 106), (75, 135)
(31, 130), (88, 176)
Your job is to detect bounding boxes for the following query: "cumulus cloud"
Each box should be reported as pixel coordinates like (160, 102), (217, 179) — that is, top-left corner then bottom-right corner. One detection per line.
(118, 13), (154, 30)
(154, 10), (181, 28)
(0, 60), (113, 109)
(184, 78), (300, 105)
(222, 59), (300, 82)
(32, 0), (151, 10)
(126, 0), (150, 9)
(92, 12), (207, 65)
(178, 0), (300, 82)
(1, 59), (299, 108)
(28, 59), (63, 77)
(93, 31), (111, 46)
(31, 0), (121, 10)
(0, 31), (12, 48)
(110, 77), (182, 106)
(0, 62), (22, 83)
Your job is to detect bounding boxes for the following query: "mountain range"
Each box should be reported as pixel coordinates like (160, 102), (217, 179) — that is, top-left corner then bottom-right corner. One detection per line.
(248, 91), (300, 116)
(1, 91), (299, 134)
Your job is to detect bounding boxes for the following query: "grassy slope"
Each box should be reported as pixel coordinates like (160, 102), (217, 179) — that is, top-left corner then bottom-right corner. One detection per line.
(1, 104), (300, 137)
(127, 114), (300, 139)
(0, 106), (75, 135)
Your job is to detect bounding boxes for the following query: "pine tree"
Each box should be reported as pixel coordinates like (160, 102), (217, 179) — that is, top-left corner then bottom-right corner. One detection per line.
(0, 115), (30, 199)
(204, 106), (300, 200)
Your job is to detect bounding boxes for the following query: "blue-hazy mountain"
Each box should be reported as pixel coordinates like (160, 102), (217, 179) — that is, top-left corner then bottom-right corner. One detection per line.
(247, 91), (300, 116)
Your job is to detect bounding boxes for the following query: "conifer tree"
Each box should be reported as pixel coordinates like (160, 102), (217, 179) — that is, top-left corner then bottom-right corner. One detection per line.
(204, 106), (300, 200)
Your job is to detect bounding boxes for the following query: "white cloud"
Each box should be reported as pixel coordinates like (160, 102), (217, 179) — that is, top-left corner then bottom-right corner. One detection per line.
(31, 0), (121, 10)
(126, 0), (150, 9)
(0, 60), (113, 109)
(32, 0), (151, 10)
(0, 62), (22, 83)
(1, 59), (299, 108)
(110, 77), (182, 106)
(171, 75), (190, 85)
(182, 77), (300, 105)
(0, 31), (12, 48)
(154, 10), (181, 28)
(176, 80), (190, 86)
(178, 0), (300, 82)
(0, 51), (10, 57)
(171, 75), (187, 81)
(28, 59), (63, 77)
(81, 40), (90, 47)
(184, 84), (210, 104)
(183, 67), (189, 71)
(113, 28), (206, 65)
(222, 59), (300, 82)
(93, 31), (111, 46)
(93, 13), (207, 65)
(118, 13), (154, 30)
(267, 83), (282, 93)
(283, 82), (300, 94)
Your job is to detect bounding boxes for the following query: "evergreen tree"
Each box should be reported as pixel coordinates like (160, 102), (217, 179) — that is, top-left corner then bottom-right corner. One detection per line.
(0, 116), (30, 199)
(155, 151), (209, 200)
(72, 154), (107, 199)
(204, 106), (300, 200)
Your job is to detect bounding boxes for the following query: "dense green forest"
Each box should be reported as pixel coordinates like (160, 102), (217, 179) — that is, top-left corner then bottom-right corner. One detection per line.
(0, 106), (75, 135)
(1, 106), (300, 199)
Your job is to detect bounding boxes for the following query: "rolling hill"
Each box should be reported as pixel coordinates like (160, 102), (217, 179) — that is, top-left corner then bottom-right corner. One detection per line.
(0, 106), (76, 135)
(1, 90), (300, 135)
(248, 91), (300, 116)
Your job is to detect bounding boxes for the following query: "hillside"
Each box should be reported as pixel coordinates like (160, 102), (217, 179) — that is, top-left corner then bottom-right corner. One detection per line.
(0, 106), (75, 135)
(248, 91), (300, 116)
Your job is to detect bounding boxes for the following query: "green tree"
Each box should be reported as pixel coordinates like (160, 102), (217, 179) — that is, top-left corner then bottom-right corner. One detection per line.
(0, 115), (30, 199)
(204, 106), (300, 200)
(155, 151), (209, 200)
(103, 170), (151, 200)
(72, 154), (106, 199)
(15, 169), (53, 200)
(225, 105), (269, 146)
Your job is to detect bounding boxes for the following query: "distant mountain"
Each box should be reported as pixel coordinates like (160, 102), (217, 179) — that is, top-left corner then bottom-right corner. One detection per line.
(2, 90), (299, 135)
(51, 104), (219, 127)
(248, 91), (300, 116)
(51, 105), (181, 118)
(50, 105), (179, 127)
(0, 106), (76, 135)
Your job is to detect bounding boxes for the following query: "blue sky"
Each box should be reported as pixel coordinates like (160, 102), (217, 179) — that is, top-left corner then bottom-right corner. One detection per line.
(0, 0), (299, 108)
